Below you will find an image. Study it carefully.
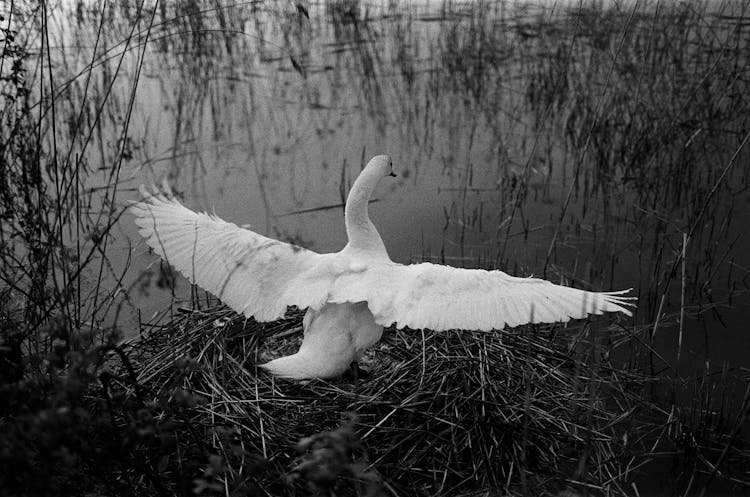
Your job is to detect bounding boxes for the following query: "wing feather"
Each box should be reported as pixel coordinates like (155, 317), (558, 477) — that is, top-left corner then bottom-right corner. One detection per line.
(131, 187), (334, 321)
(329, 262), (634, 331)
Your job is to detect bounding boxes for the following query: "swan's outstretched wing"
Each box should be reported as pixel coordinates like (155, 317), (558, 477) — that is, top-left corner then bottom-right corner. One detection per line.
(330, 262), (635, 331)
(131, 187), (335, 321)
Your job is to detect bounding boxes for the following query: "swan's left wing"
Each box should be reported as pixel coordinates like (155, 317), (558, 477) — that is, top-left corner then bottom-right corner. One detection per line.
(329, 262), (635, 331)
(131, 187), (335, 321)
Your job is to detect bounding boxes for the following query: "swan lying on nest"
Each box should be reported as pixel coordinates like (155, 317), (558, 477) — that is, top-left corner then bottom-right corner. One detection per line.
(131, 155), (635, 380)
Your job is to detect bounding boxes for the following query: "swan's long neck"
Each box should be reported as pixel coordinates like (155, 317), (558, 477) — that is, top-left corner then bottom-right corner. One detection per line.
(344, 167), (388, 257)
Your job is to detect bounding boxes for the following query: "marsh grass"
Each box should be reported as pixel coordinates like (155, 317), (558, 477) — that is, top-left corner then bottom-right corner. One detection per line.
(0, 2), (174, 494)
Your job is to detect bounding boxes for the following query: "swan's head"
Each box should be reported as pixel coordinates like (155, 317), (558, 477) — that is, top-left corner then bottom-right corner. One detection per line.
(366, 155), (397, 180)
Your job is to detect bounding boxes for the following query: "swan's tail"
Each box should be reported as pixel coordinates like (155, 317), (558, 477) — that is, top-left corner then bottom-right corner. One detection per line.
(259, 352), (350, 380)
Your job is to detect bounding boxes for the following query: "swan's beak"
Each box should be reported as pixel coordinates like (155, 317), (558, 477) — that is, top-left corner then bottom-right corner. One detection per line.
(388, 172), (398, 178)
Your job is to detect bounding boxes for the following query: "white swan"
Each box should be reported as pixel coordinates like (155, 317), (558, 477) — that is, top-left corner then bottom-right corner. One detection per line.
(131, 155), (635, 380)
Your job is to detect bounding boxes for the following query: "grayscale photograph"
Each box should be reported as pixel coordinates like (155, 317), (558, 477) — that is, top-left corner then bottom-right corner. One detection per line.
(1, 0), (748, 496)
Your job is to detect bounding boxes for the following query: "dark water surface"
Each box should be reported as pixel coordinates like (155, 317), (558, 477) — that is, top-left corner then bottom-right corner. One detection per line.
(49, 0), (749, 414)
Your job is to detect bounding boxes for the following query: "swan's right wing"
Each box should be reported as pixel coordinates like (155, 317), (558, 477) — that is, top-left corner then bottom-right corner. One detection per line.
(131, 187), (335, 321)
(329, 261), (635, 331)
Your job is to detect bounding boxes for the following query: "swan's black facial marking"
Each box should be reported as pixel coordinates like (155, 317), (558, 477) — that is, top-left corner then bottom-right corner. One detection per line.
(388, 159), (397, 177)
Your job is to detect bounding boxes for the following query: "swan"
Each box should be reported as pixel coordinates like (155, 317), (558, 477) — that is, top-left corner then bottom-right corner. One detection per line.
(131, 155), (635, 380)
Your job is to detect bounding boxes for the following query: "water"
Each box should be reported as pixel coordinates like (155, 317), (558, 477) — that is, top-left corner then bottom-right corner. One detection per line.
(43, 1), (749, 364)
(33, 0), (747, 397)
(68, 3), (748, 356)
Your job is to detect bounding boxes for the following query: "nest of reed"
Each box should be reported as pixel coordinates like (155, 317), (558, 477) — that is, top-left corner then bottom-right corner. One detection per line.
(127, 303), (646, 496)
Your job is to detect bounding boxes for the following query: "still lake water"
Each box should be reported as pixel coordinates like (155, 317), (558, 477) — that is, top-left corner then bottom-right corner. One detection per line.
(47, 1), (750, 392)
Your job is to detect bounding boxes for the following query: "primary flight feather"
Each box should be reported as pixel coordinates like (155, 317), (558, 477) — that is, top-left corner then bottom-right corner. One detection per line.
(131, 155), (635, 380)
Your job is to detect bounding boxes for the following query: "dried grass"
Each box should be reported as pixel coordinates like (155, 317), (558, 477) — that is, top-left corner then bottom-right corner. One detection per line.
(129, 304), (647, 496)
